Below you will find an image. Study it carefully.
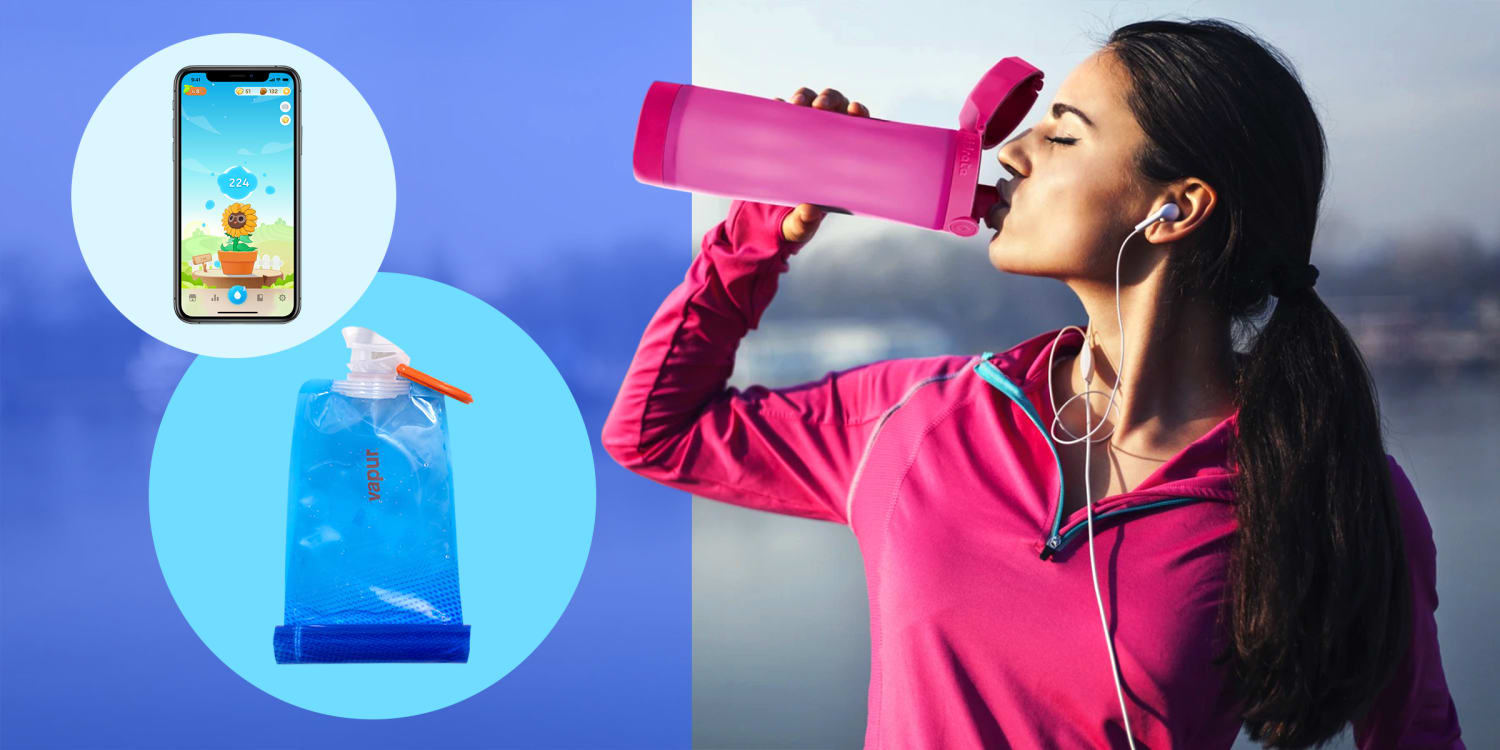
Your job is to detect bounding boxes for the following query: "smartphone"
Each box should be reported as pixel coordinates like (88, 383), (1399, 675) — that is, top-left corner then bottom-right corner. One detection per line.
(175, 66), (300, 322)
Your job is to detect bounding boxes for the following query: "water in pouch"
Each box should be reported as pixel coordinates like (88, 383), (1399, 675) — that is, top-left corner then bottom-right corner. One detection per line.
(274, 326), (474, 664)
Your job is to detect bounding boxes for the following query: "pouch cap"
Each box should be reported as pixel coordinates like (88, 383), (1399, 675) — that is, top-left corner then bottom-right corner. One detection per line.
(332, 326), (411, 399)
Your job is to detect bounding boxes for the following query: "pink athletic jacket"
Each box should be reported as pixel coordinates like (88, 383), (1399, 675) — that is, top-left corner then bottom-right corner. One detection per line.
(602, 199), (1464, 748)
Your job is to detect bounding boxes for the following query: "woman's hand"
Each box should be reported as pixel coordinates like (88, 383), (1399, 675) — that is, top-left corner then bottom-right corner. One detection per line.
(775, 87), (870, 244)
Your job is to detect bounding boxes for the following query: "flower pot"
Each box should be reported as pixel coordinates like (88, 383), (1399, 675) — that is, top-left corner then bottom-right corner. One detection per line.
(218, 249), (257, 275)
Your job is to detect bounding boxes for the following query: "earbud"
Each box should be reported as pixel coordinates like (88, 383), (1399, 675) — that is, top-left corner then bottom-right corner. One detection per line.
(1132, 202), (1181, 232)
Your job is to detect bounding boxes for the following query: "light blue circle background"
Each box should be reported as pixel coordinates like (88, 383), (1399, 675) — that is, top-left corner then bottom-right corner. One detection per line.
(73, 33), (396, 358)
(149, 273), (596, 719)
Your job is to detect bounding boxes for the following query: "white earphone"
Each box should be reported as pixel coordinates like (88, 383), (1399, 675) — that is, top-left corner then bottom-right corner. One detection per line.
(1047, 201), (1179, 750)
(1134, 202), (1181, 232)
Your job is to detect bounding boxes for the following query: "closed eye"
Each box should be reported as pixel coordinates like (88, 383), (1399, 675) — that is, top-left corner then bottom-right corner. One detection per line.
(1046, 136), (1078, 146)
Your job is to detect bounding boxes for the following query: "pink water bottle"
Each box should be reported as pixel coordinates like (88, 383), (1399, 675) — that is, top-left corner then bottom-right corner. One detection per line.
(631, 58), (1043, 237)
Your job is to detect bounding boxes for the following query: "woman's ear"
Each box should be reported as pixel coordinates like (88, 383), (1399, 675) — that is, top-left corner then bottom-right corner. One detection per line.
(1149, 178), (1216, 244)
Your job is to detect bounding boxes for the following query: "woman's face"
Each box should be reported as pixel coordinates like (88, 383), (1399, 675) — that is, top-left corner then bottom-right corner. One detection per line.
(986, 50), (1155, 281)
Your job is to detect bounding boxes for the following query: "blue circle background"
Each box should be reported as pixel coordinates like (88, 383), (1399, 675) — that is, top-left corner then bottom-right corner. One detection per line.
(149, 273), (596, 719)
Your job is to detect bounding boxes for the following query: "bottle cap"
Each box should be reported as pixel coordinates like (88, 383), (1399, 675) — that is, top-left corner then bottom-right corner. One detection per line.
(332, 326), (410, 399)
(958, 57), (1046, 149)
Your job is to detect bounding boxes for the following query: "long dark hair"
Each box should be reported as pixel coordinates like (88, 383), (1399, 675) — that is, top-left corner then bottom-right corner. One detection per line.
(1101, 18), (1411, 747)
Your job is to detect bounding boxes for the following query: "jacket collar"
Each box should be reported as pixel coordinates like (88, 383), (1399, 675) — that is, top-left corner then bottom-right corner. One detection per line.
(979, 326), (1240, 509)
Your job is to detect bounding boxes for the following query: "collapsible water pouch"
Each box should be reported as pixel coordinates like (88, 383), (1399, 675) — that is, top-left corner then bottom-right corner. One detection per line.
(275, 327), (475, 664)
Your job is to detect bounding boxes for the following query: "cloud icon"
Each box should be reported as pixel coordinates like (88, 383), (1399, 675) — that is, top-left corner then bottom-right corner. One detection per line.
(182, 113), (220, 134)
(216, 166), (258, 200)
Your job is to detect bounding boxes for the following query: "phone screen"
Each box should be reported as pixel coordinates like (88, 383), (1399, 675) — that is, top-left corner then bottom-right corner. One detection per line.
(177, 68), (298, 321)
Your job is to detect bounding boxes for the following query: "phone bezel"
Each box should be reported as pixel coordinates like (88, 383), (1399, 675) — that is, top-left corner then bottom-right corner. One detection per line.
(173, 65), (301, 323)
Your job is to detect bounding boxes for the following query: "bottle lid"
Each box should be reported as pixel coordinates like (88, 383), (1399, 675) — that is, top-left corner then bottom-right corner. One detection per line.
(958, 57), (1045, 149)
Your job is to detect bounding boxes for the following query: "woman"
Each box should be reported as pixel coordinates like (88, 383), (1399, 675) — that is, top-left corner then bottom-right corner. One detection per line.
(603, 18), (1464, 749)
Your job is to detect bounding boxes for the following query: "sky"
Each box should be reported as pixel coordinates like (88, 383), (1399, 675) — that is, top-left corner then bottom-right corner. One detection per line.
(692, 0), (1500, 259)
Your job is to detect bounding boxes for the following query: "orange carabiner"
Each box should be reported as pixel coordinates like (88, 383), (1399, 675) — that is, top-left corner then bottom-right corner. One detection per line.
(396, 364), (473, 404)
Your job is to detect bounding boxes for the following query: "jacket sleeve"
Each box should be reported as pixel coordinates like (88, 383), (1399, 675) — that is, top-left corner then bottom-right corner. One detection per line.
(1352, 456), (1465, 748)
(601, 200), (900, 525)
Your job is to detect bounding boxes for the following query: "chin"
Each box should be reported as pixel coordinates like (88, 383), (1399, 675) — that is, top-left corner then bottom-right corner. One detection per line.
(986, 232), (1027, 274)
(984, 209), (1021, 271)
(986, 233), (1059, 279)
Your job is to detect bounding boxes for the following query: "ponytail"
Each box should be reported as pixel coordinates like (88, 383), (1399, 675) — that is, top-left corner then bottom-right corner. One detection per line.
(1228, 285), (1411, 746)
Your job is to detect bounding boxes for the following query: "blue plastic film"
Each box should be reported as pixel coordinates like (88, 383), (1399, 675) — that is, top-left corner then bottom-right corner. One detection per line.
(276, 380), (469, 664)
(273, 624), (470, 664)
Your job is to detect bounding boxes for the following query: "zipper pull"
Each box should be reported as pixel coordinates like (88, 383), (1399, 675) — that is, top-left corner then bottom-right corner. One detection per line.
(1040, 533), (1062, 561)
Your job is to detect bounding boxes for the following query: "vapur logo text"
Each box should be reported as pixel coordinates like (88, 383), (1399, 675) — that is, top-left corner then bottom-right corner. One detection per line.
(365, 449), (382, 502)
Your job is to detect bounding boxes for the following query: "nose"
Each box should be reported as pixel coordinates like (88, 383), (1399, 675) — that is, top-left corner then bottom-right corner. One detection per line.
(995, 127), (1029, 180)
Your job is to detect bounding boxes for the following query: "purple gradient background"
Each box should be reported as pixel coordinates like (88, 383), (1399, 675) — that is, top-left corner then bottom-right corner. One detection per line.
(0, 2), (691, 747)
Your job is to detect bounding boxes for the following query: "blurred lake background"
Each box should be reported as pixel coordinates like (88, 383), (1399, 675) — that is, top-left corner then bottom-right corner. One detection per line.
(692, 1), (1499, 747)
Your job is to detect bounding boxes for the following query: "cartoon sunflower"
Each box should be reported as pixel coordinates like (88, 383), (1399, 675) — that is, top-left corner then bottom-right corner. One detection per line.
(221, 203), (258, 238)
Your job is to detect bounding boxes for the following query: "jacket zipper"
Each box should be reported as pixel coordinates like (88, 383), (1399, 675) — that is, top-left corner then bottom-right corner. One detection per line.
(1042, 496), (1208, 560)
(973, 355), (1209, 561)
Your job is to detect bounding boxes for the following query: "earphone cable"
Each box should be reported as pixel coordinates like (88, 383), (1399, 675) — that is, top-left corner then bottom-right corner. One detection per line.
(1046, 223), (1147, 749)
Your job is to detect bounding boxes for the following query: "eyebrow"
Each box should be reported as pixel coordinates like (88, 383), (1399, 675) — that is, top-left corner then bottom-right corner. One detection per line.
(1051, 102), (1095, 129)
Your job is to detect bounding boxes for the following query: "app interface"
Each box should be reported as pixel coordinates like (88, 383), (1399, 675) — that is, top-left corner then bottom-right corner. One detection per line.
(179, 71), (295, 318)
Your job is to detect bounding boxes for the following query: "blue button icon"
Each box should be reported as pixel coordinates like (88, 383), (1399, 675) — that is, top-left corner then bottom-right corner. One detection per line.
(228, 285), (247, 305)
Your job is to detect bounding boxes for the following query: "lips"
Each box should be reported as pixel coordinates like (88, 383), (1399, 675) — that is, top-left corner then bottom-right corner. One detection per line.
(984, 192), (1010, 230)
(995, 182), (1012, 209)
